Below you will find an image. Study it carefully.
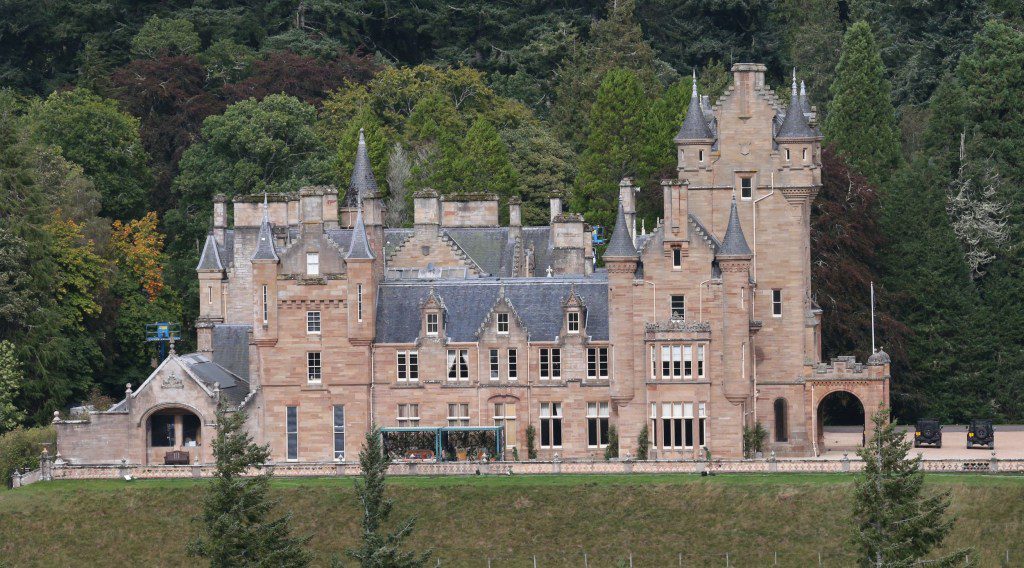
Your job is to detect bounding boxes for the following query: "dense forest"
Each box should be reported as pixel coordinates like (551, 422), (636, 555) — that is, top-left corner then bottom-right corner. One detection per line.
(0, 0), (1022, 428)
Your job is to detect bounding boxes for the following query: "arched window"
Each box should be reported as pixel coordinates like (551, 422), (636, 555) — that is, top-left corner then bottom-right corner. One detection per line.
(774, 398), (788, 442)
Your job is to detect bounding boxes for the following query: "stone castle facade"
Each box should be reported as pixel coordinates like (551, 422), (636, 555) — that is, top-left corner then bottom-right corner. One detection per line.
(56, 64), (889, 465)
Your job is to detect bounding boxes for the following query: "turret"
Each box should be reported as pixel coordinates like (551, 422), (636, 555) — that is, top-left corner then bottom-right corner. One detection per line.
(717, 196), (753, 405)
(675, 70), (715, 172)
(604, 202), (638, 404)
(776, 69), (822, 170)
(346, 206), (376, 344)
(196, 232), (225, 355)
(251, 195), (279, 346)
(340, 129), (380, 228)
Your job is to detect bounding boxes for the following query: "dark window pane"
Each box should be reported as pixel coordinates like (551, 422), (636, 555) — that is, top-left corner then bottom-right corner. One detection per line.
(685, 419), (693, 447)
(552, 419), (562, 447)
(588, 419), (597, 446)
(541, 419), (551, 447)
(699, 418), (706, 446)
(673, 419), (682, 448)
(182, 414), (200, 446)
(662, 419), (671, 447)
(600, 418), (609, 446)
(151, 415), (175, 447)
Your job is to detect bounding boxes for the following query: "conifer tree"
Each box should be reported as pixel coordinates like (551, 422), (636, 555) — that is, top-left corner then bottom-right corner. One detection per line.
(0, 340), (25, 434)
(189, 406), (311, 567)
(336, 107), (395, 199)
(852, 408), (970, 567)
(824, 22), (902, 187)
(451, 117), (520, 210)
(344, 425), (430, 568)
(574, 68), (648, 229)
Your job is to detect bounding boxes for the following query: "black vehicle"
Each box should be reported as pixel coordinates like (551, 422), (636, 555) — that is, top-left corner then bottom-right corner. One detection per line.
(966, 419), (994, 449)
(914, 420), (942, 448)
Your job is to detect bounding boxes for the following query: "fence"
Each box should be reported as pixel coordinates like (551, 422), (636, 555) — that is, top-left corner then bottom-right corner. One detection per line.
(11, 452), (1024, 487)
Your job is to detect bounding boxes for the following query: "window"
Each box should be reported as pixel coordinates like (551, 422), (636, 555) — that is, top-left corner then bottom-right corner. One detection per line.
(683, 345), (693, 378)
(567, 311), (580, 333)
(785, 148), (791, 161)
(447, 403), (470, 426)
(802, 147), (807, 161)
(182, 415), (200, 446)
(426, 312), (439, 336)
(539, 402), (562, 448)
(774, 399), (788, 442)
(587, 402), (610, 448)
(262, 285), (269, 325)
(306, 311), (321, 334)
(494, 403), (517, 447)
(447, 349), (469, 381)
(207, 286), (213, 305)
(672, 247), (682, 269)
(684, 403), (695, 448)
(772, 289), (782, 317)
(650, 404), (658, 450)
(650, 345), (657, 380)
(507, 348), (518, 380)
(697, 345), (706, 378)
(671, 295), (685, 320)
(587, 347), (609, 380)
(660, 402), (684, 449)
(540, 348), (561, 380)
(699, 149), (705, 162)
(740, 177), (752, 200)
(150, 414), (175, 447)
(306, 252), (319, 276)
(397, 404), (419, 427)
(397, 351), (418, 382)
(497, 312), (509, 334)
(490, 349), (499, 380)
(307, 352), (322, 383)
(333, 405), (345, 460)
(286, 406), (298, 460)
(357, 284), (363, 322)
(699, 403), (707, 447)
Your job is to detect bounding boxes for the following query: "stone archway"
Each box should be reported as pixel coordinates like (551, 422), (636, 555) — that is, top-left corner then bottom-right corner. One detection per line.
(144, 406), (204, 465)
(816, 390), (865, 454)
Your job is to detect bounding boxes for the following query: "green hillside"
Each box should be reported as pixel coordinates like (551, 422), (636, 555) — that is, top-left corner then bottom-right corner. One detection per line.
(1, 474), (1022, 567)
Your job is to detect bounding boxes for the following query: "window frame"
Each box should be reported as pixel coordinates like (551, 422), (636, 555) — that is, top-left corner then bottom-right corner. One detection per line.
(586, 401), (610, 448)
(539, 402), (563, 449)
(496, 312), (509, 334)
(286, 406), (298, 461)
(447, 402), (470, 427)
(507, 348), (518, 381)
(567, 311), (580, 334)
(672, 247), (683, 269)
(670, 295), (685, 320)
(489, 348), (500, 380)
(307, 351), (322, 384)
(447, 349), (469, 381)
(587, 347), (609, 380)
(772, 289), (783, 317)
(397, 403), (419, 427)
(396, 350), (419, 382)
(539, 348), (561, 380)
(493, 402), (517, 448)
(306, 310), (321, 334)
(740, 176), (753, 200)
(426, 312), (439, 336)
(333, 405), (345, 461)
(306, 252), (320, 276)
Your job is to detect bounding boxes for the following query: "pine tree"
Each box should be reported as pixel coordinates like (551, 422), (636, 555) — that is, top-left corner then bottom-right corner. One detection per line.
(451, 117), (520, 217)
(337, 107), (396, 200)
(852, 408), (970, 567)
(344, 425), (430, 568)
(574, 68), (649, 229)
(189, 406), (311, 567)
(824, 22), (902, 187)
(0, 340), (25, 434)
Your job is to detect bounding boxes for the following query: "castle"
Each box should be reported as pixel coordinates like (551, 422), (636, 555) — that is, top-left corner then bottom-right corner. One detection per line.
(55, 64), (889, 465)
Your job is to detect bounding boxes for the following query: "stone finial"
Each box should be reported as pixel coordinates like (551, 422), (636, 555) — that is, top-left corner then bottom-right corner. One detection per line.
(126, 383), (132, 395)
(546, 265), (553, 277)
(52, 410), (61, 423)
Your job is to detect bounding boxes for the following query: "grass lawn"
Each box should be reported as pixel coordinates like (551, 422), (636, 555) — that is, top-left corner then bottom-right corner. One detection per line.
(1, 473), (1021, 567)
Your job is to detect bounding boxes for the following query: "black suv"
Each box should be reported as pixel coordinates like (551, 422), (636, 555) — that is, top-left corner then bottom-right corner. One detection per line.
(914, 420), (942, 448)
(966, 419), (994, 449)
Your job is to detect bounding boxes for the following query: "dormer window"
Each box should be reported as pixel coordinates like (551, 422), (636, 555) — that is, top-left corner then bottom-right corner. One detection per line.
(497, 312), (509, 334)
(567, 311), (580, 334)
(426, 313), (439, 336)
(306, 252), (319, 276)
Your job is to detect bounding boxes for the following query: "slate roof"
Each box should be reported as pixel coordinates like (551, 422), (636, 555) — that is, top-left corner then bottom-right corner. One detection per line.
(347, 208), (375, 260)
(345, 129), (378, 207)
(252, 204), (279, 261)
(179, 352), (250, 408)
(674, 74), (715, 142)
(867, 349), (891, 365)
(719, 197), (752, 256)
(444, 227), (517, 277)
(776, 71), (818, 140)
(604, 203), (637, 258)
(196, 233), (223, 271)
(375, 277), (609, 343)
(212, 324), (251, 381)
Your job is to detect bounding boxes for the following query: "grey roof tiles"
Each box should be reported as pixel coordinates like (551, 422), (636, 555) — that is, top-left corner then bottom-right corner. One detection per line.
(604, 203), (637, 258)
(674, 73), (715, 142)
(345, 129), (378, 207)
(196, 233), (224, 271)
(346, 207), (375, 260)
(719, 196), (752, 256)
(776, 70), (818, 140)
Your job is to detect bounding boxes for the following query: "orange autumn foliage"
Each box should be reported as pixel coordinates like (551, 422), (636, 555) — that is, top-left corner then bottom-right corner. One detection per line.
(111, 212), (165, 301)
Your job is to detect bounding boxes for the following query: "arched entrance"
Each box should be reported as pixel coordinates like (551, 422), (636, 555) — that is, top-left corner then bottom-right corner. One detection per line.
(145, 407), (203, 465)
(816, 391), (865, 453)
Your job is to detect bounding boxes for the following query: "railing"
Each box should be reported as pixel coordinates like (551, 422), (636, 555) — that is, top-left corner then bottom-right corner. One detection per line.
(7, 455), (1020, 486)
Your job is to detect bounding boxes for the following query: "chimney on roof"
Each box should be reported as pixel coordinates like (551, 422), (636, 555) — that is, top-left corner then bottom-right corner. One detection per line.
(213, 194), (227, 242)
(549, 192), (563, 222)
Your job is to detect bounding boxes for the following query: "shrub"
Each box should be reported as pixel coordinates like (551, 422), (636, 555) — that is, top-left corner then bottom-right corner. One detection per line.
(604, 425), (619, 460)
(636, 424), (650, 460)
(525, 425), (537, 460)
(0, 426), (56, 488)
(742, 422), (768, 458)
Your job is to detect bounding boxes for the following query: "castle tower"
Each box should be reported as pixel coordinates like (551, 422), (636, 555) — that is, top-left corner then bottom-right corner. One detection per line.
(604, 202), (640, 448)
(251, 196), (280, 352)
(346, 205), (377, 345)
(195, 233), (225, 355)
(674, 71), (715, 173)
(715, 196), (754, 451)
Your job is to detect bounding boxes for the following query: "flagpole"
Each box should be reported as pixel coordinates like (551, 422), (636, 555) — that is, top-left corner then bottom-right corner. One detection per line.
(870, 281), (876, 354)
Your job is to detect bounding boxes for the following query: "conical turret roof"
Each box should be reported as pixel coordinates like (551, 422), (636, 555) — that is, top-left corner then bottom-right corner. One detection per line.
(345, 128), (378, 207)
(197, 232), (224, 271)
(252, 194), (279, 261)
(604, 203), (637, 258)
(777, 69), (818, 140)
(346, 205), (375, 260)
(674, 70), (715, 142)
(719, 196), (751, 256)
